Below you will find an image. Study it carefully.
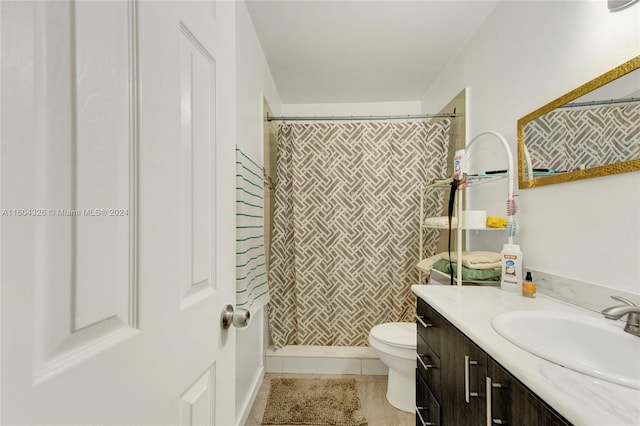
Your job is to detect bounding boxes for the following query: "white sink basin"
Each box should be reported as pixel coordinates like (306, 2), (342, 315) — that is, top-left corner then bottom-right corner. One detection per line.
(491, 310), (640, 389)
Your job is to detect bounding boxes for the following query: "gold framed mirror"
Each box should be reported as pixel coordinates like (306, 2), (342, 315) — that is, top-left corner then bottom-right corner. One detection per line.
(518, 56), (640, 188)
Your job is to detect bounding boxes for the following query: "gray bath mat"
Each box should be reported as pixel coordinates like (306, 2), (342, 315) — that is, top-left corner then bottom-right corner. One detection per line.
(261, 378), (368, 425)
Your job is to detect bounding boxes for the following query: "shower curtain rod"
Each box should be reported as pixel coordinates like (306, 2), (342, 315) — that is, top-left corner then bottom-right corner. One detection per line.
(559, 96), (639, 109)
(266, 112), (456, 122)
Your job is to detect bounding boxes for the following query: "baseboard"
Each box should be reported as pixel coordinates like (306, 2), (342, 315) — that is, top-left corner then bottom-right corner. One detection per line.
(236, 365), (265, 426)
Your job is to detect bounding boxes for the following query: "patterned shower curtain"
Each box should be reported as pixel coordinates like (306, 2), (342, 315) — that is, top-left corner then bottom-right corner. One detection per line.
(268, 120), (451, 348)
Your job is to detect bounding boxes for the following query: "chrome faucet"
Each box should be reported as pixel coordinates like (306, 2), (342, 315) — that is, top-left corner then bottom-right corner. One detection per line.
(601, 295), (640, 337)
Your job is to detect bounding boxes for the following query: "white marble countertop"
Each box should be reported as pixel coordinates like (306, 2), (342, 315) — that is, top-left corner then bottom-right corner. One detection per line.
(411, 285), (640, 426)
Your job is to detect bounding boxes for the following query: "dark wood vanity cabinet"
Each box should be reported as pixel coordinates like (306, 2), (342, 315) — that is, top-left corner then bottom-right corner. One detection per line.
(416, 298), (570, 426)
(439, 318), (486, 426)
(486, 359), (570, 426)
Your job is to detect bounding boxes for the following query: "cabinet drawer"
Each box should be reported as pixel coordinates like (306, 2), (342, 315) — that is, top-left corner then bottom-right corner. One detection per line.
(417, 298), (441, 354)
(416, 369), (441, 426)
(417, 334), (441, 401)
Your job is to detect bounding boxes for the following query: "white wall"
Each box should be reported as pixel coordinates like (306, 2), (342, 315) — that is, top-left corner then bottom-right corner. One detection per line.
(235, 1), (282, 424)
(421, 1), (640, 294)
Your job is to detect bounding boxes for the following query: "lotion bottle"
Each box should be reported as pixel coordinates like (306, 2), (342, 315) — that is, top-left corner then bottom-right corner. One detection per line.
(500, 244), (522, 293)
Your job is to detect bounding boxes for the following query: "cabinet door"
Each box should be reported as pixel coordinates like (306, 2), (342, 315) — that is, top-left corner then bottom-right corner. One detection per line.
(487, 358), (570, 426)
(440, 317), (487, 426)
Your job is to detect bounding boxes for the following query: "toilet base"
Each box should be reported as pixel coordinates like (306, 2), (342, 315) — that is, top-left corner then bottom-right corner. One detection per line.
(385, 368), (415, 413)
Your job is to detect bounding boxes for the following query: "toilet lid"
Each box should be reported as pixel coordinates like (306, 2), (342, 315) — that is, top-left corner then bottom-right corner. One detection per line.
(370, 322), (416, 349)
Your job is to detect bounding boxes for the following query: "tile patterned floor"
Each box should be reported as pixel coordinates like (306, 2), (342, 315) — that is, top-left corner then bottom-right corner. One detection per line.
(245, 373), (415, 426)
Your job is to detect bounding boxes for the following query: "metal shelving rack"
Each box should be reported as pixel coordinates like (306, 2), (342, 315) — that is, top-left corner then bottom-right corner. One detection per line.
(418, 175), (506, 285)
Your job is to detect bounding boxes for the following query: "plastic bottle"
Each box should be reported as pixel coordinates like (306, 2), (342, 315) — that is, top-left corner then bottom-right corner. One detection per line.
(500, 244), (522, 293)
(453, 149), (467, 180)
(522, 271), (537, 298)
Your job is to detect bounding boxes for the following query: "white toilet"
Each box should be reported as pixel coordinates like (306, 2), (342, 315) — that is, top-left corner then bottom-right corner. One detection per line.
(368, 322), (416, 413)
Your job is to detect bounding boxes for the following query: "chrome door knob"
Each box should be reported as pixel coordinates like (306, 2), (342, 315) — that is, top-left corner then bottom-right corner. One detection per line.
(220, 305), (251, 329)
(233, 308), (251, 328)
(220, 305), (234, 329)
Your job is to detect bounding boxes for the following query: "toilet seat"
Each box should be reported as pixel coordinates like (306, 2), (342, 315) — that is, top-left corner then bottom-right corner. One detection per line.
(369, 322), (416, 349)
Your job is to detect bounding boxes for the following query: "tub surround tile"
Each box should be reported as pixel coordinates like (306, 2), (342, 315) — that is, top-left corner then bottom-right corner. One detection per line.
(266, 345), (384, 375)
(411, 285), (640, 426)
(265, 356), (283, 373)
(282, 357), (361, 375)
(266, 345), (377, 359)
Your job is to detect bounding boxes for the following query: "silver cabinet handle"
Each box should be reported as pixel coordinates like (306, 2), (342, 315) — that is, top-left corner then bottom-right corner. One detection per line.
(417, 315), (432, 329)
(417, 354), (433, 371)
(486, 376), (504, 425)
(486, 377), (492, 426)
(464, 355), (479, 403)
(416, 406), (426, 426)
(415, 406), (435, 426)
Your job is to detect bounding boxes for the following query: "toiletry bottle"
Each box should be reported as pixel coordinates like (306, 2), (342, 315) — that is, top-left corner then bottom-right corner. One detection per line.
(522, 271), (536, 298)
(453, 149), (467, 180)
(500, 244), (522, 293)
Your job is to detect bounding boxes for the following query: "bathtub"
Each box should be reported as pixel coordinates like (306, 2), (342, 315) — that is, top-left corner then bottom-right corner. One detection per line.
(265, 345), (388, 375)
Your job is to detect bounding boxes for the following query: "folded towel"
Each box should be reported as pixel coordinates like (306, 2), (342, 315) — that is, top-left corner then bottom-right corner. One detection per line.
(416, 253), (445, 272)
(424, 216), (457, 228)
(486, 216), (507, 228)
(432, 259), (501, 281)
(440, 251), (502, 270)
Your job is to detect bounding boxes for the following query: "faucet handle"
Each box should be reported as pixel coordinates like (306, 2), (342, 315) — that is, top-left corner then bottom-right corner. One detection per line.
(610, 295), (636, 306)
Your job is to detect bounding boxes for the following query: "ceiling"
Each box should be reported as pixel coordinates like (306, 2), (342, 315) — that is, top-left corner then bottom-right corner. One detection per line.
(245, 1), (499, 104)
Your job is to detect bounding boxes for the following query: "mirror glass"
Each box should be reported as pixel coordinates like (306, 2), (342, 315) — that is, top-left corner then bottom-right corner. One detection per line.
(518, 56), (640, 188)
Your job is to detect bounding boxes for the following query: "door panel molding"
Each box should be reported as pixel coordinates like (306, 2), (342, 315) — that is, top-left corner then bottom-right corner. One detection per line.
(33, 0), (140, 383)
(178, 22), (217, 310)
(179, 364), (216, 426)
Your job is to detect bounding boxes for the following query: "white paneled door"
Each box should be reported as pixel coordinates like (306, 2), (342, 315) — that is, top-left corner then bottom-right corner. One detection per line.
(1, 1), (236, 424)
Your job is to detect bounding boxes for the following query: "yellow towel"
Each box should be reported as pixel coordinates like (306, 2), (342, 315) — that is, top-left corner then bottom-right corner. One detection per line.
(486, 216), (507, 228)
